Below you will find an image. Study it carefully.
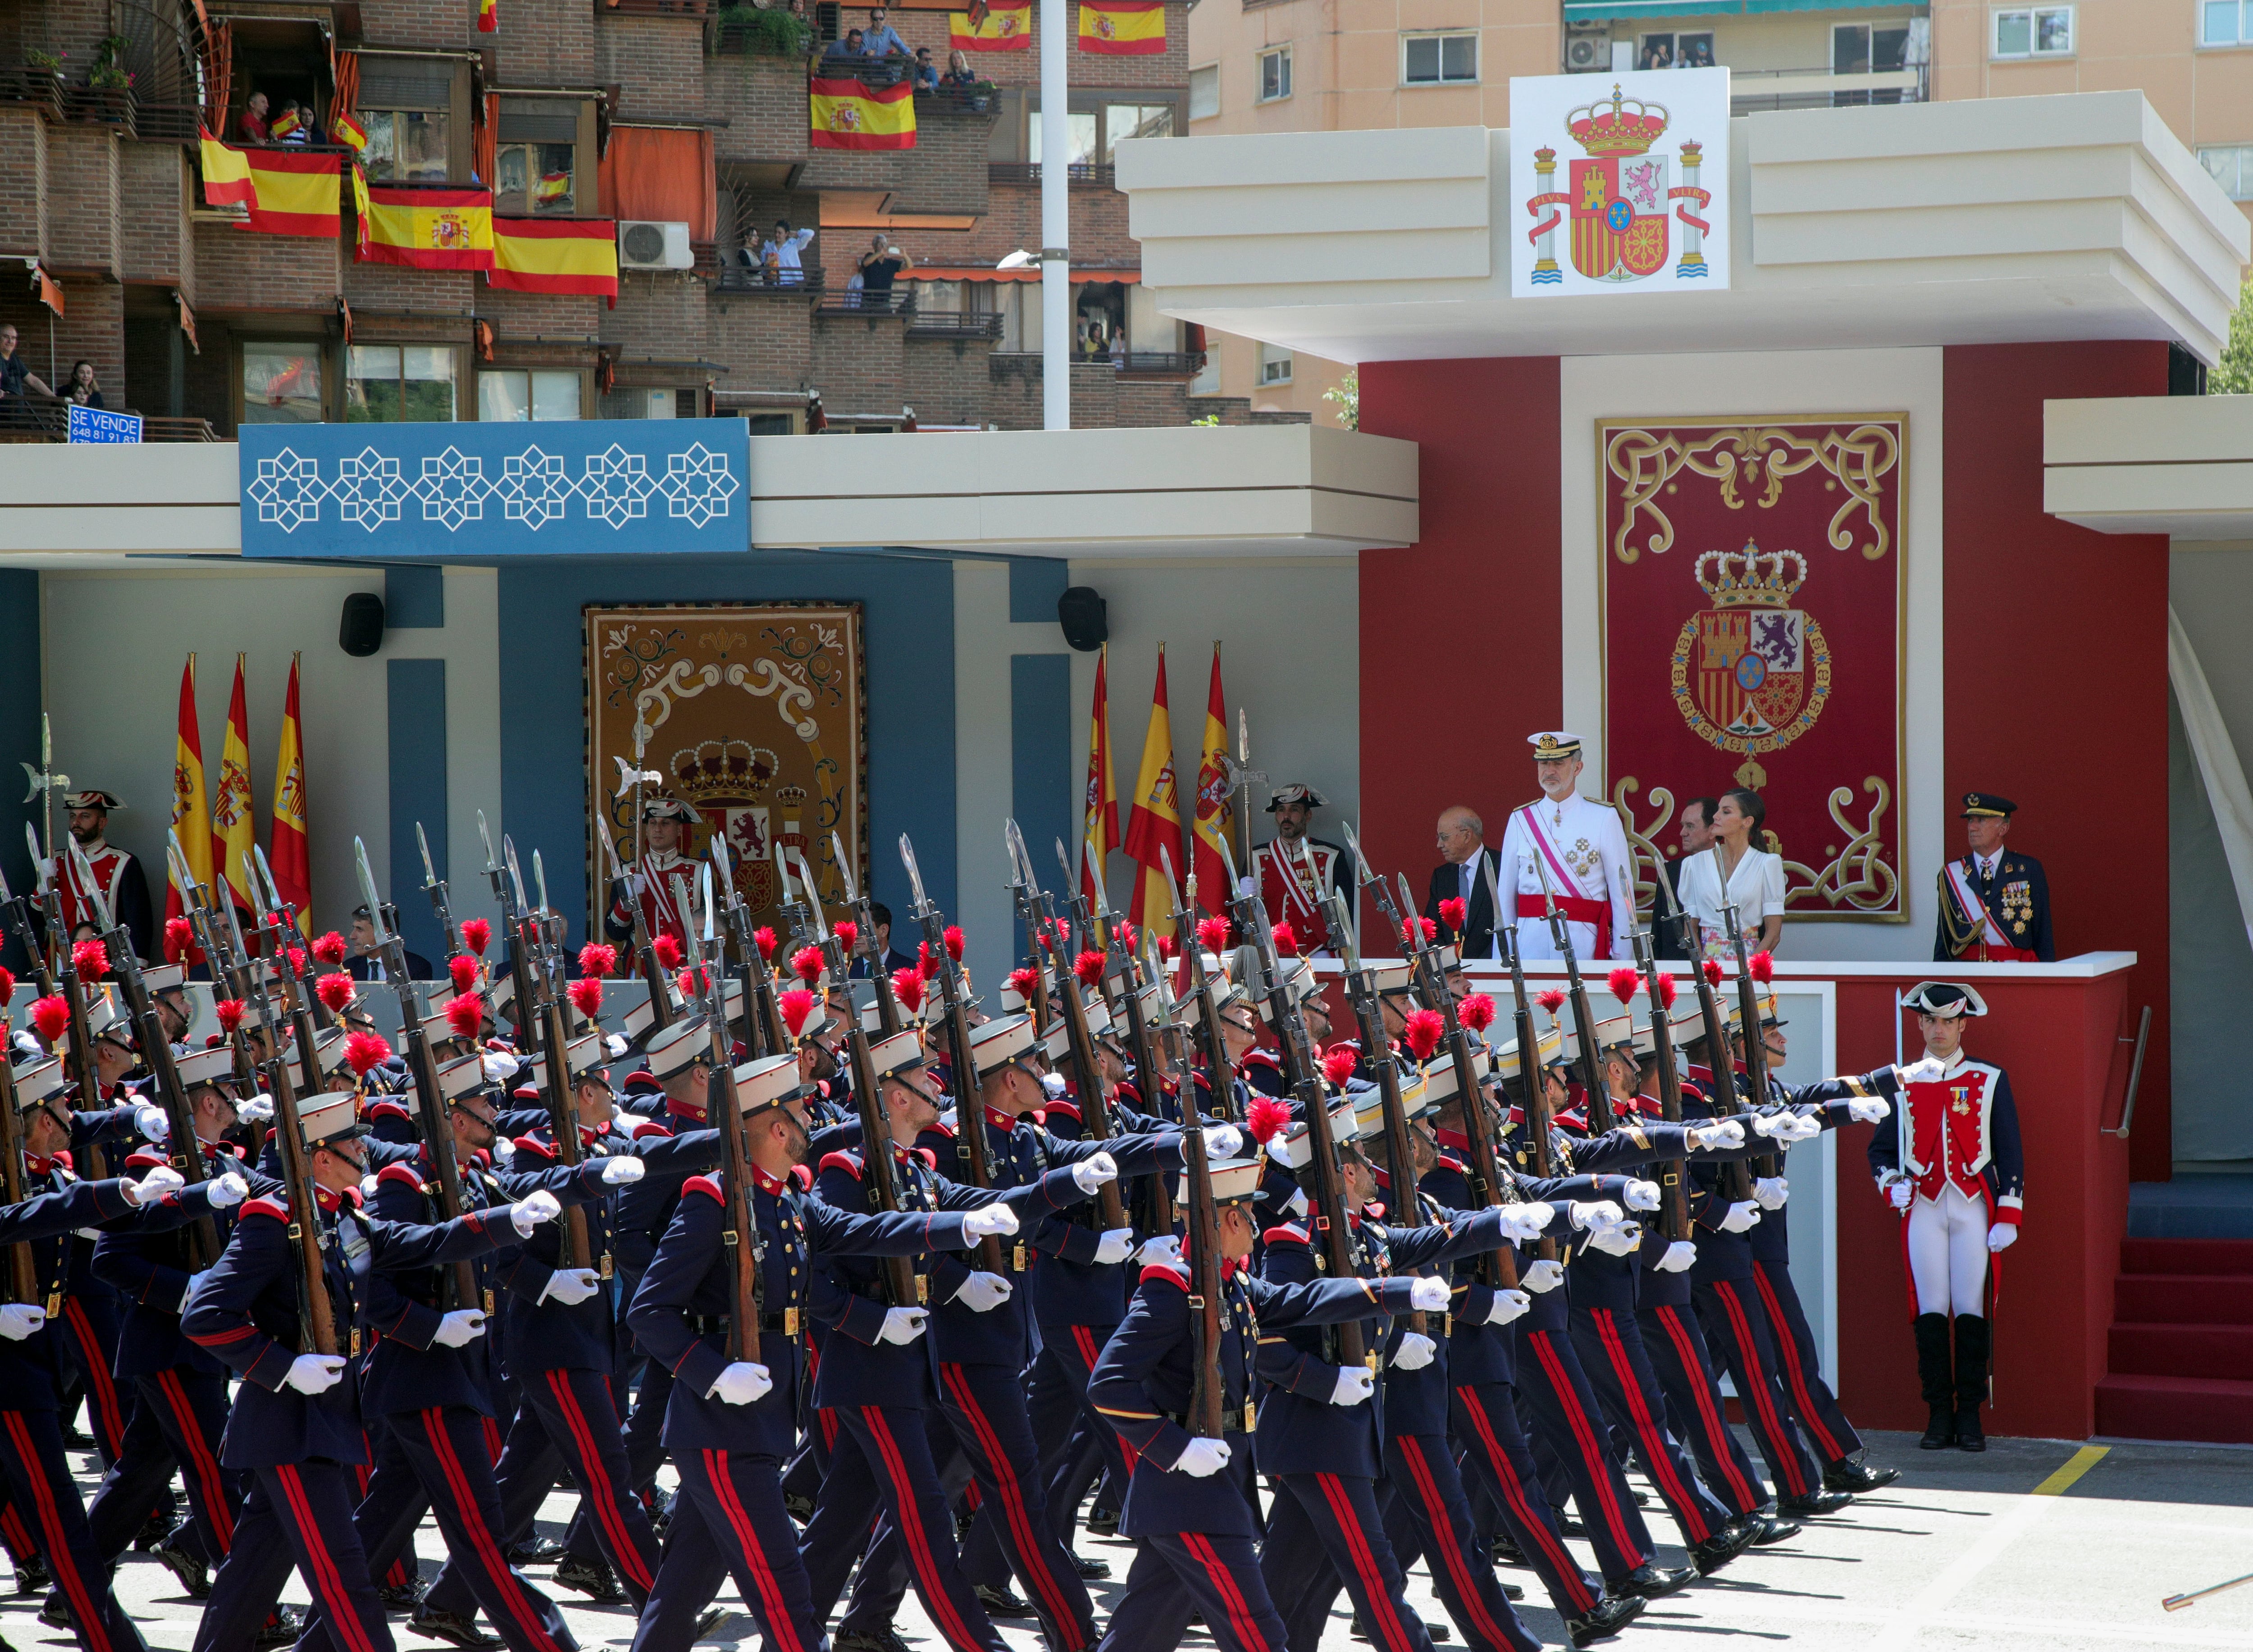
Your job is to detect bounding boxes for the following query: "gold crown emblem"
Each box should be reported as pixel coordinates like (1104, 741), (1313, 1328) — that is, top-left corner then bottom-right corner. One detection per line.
(1568, 85), (1670, 158)
(1695, 542), (1806, 610)
(772, 783), (808, 808)
(669, 740), (780, 801)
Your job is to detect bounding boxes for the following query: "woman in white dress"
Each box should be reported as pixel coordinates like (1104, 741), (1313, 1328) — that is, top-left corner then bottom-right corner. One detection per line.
(1676, 787), (1786, 959)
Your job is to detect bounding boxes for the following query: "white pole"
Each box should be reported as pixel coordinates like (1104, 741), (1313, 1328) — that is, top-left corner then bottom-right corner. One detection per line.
(1039, 0), (1069, 430)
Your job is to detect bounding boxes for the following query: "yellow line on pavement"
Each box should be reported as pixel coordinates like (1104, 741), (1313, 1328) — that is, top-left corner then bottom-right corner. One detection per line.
(2034, 1445), (2110, 1497)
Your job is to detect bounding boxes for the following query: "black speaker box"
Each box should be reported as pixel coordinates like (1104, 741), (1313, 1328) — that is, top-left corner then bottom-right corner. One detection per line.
(1057, 586), (1107, 652)
(340, 591), (386, 657)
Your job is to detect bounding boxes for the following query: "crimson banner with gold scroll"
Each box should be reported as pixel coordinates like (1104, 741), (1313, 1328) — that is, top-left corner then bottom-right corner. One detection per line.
(1600, 418), (1906, 921)
(586, 605), (867, 936)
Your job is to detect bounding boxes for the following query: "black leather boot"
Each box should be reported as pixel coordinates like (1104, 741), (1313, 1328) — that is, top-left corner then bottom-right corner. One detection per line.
(1953, 1313), (1989, 1451)
(1914, 1312), (1955, 1449)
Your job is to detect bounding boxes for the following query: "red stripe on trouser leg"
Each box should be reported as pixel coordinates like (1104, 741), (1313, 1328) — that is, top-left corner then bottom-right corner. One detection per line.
(419, 1408), (566, 1652)
(861, 1407), (987, 1652)
(940, 1364), (1082, 1634)
(1711, 1282), (1810, 1497)
(3, 1411), (113, 1652)
(483, 1416), (503, 1466)
(1652, 1307), (1760, 1512)
(544, 1369), (654, 1592)
(1393, 1437), (1513, 1649)
(702, 1452), (806, 1652)
(62, 1302), (124, 1456)
(0, 1500), (32, 1558)
(1752, 1266), (1847, 1463)
(157, 1369), (234, 1552)
(1525, 1332), (1645, 1568)
(1591, 1311), (1710, 1543)
(1184, 1531), (1273, 1652)
(272, 1465), (375, 1652)
(1451, 1386), (1595, 1615)
(1313, 1473), (1414, 1652)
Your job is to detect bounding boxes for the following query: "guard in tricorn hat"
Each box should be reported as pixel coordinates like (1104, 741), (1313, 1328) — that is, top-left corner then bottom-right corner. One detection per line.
(1251, 783), (1352, 957)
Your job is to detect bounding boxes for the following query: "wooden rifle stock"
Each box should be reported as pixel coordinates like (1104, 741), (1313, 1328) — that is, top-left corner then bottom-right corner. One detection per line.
(1728, 925), (1780, 1179)
(101, 919), (217, 1268)
(1632, 935), (1692, 1244)
(1500, 928), (1559, 1264)
(249, 989), (336, 1357)
(1687, 962), (1754, 1203)
(692, 917), (761, 1362)
(0, 1036), (40, 1304)
(1039, 921), (1130, 1233)
(1179, 1093), (1226, 1441)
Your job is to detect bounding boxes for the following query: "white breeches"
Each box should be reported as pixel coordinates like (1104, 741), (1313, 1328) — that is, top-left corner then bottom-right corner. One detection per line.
(1906, 1183), (1989, 1316)
(1511, 917), (1603, 962)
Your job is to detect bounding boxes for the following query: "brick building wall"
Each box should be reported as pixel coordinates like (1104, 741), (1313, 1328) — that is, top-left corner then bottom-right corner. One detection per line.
(597, 14), (709, 119)
(43, 124), (120, 278)
(705, 55), (809, 167)
(500, 1), (598, 86)
(193, 220), (342, 315)
(797, 102), (995, 215)
(708, 290), (815, 390)
(604, 268), (710, 365)
(0, 109), (49, 263)
(121, 142), (194, 299)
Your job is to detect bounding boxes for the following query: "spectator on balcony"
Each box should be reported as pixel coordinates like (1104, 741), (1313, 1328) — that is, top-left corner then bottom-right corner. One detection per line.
(912, 46), (941, 91)
(65, 362), (103, 409)
(1639, 39), (1672, 68)
(760, 219), (816, 285)
(823, 27), (867, 66)
(0, 325), (57, 427)
(1683, 38), (1714, 66)
(236, 90), (271, 144)
(943, 48), (978, 87)
(864, 6), (909, 56)
(857, 236), (913, 307)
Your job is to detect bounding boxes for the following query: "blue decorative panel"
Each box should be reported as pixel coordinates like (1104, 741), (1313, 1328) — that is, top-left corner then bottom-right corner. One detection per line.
(238, 420), (748, 559)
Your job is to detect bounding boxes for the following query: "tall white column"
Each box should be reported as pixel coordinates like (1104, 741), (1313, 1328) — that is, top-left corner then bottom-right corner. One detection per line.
(1040, 0), (1069, 429)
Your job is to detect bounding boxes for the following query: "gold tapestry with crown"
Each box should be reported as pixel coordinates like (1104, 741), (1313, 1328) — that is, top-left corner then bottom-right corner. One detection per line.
(584, 603), (867, 927)
(1599, 418), (1906, 922)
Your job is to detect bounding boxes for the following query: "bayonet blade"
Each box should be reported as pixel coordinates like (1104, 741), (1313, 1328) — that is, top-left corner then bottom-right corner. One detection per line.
(353, 839), (392, 945)
(503, 838), (527, 911)
(830, 833), (860, 905)
(710, 828), (737, 907)
(673, 875), (703, 969)
(595, 812), (623, 879)
(898, 834), (930, 913)
(68, 838), (114, 933)
(790, 850), (831, 942)
(699, 866), (716, 949)
(477, 811), (498, 874)
(417, 822), (439, 888)
(532, 850), (550, 918)
(1157, 843), (1184, 918)
(1213, 828), (1240, 892)
(251, 846), (283, 920)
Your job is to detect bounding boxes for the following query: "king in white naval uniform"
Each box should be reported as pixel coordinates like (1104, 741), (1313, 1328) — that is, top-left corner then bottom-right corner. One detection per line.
(1496, 732), (1637, 962)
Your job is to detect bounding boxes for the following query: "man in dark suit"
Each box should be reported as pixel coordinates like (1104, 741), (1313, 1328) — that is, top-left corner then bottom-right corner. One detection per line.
(344, 904), (433, 981)
(846, 900), (919, 979)
(1653, 796), (1717, 961)
(1423, 806), (1501, 959)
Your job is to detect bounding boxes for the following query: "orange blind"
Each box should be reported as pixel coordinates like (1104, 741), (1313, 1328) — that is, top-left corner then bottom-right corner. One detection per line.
(597, 126), (716, 243)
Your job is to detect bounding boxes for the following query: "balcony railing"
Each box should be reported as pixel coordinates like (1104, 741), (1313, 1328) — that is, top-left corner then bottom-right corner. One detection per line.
(989, 161), (1117, 188)
(1114, 351), (1204, 375)
(906, 310), (1004, 340)
(1726, 64), (1923, 108)
(604, 0), (713, 16)
(0, 404), (221, 442)
(132, 100), (204, 142)
(717, 263), (829, 296)
(815, 288), (916, 317)
(0, 67), (65, 120)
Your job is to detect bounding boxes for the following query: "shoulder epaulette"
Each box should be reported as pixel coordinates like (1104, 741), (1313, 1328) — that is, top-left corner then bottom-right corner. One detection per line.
(1139, 1263), (1190, 1290)
(1263, 1223), (1309, 1247)
(366, 1100), (414, 1124)
(125, 1149), (165, 1171)
(512, 1134), (557, 1161)
(377, 1162), (427, 1195)
(1045, 1098), (1082, 1122)
(819, 1150), (863, 1180)
(1435, 1152), (1467, 1174)
(683, 1173), (724, 1203)
(791, 1163), (814, 1190)
(628, 1118), (674, 1141)
(240, 1196), (289, 1224)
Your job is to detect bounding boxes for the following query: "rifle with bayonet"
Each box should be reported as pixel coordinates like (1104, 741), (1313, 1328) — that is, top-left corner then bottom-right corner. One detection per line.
(170, 835), (256, 1094)
(1006, 848), (1053, 1045)
(417, 823), (465, 966)
(689, 862), (761, 1361)
(1684, 882), (1754, 1204)
(838, 833), (902, 1043)
(1630, 928), (1692, 1244)
(1493, 886), (1559, 1264)
(1529, 849), (1613, 1133)
(1720, 864), (1781, 1180)
(479, 814), (541, 1056)
(0, 853), (54, 999)
(0, 1005), (36, 1305)
(1076, 838), (1176, 1239)
(596, 813), (674, 1038)
(1154, 976), (1227, 1442)
(706, 837), (768, 1061)
(241, 934), (336, 1356)
(357, 840), (481, 1313)
(251, 852), (329, 1109)
(508, 841), (585, 1275)
(33, 824), (107, 1179)
(1160, 846), (1238, 1125)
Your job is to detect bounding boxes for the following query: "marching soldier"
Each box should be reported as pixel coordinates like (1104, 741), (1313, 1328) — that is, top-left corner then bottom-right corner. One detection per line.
(1496, 735), (1636, 962)
(44, 791), (153, 965)
(1933, 794), (2053, 962)
(603, 798), (701, 952)
(1868, 982), (2021, 1452)
(1248, 786), (1354, 958)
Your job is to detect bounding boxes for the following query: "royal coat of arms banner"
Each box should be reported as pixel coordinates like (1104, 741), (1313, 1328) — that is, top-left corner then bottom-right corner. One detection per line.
(585, 604), (867, 932)
(1510, 68), (1730, 296)
(1599, 418), (1906, 921)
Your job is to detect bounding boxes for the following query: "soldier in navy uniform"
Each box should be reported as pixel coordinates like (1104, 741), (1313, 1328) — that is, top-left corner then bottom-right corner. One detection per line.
(1933, 793), (2052, 962)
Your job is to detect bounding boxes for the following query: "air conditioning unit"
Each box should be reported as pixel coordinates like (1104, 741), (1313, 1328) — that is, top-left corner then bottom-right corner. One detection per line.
(1564, 22), (1610, 72)
(618, 221), (693, 271)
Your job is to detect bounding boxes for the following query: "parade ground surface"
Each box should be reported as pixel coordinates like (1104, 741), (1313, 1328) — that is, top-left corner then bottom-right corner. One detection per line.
(6, 1431), (2247, 1651)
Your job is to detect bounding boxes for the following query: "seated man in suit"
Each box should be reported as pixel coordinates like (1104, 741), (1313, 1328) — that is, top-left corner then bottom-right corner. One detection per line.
(1424, 804), (1501, 960)
(1653, 796), (1717, 962)
(346, 903), (433, 981)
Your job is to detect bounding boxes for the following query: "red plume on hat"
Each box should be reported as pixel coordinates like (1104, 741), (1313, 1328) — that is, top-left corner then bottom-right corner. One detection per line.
(779, 988), (816, 1040)
(461, 918), (492, 956)
(215, 999), (246, 1034)
(1533, 988), (1567, 1018)
(1607, 967), (1641, 1006)
(449, 955), (479, 995)
(676, 967), (708, 1001)
(1400, 916), (1437, 951)
(653, 933), (684, 973)
(287, 947), (308, 978)
(943, 925), (965, 961)
(917, 941), (942, 981)
(31, 996), (68, 1045)
(753, 926), (778, 961)
(1460, 993), (1497, 1033)
(1701, 959), (1724, 986)
(579, 944), (618, 980)
(72, 939), (108, 982)
(1156, 934), (1177, 960)
(1749, 951), (1774, 985)
(1437, 897), (1468, 938)
(1404, 1009), (1446, 1061)
(1074, 950), (1106, 988)
(316, 973), (356, 1014)
(1007, 966), (1039, 1001)
(791, 945), (824, 986)
(1195, 917), (1231, 954)
(345, 1031), (393, 1077)
(0, 967), (12, 1011)
(312, 931), (349, 967)
(1270, 923), (1299, 957)
(569, 978), (604, 1019)
(1655, 973), (1679, 1010)
(1322, 1045), (1359, 1088)
(165, 917), (196, 966)
(891, 969), (926, 1015)
(833, 920), (859, 955)
(444, 994), (484, 1038)
(1245, 1095), (1291, 1147)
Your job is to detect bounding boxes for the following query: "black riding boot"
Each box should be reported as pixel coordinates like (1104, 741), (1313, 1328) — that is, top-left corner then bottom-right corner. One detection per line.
(1953, 1314), (1989, 1451)
(1915, 1312), (1955, 1449)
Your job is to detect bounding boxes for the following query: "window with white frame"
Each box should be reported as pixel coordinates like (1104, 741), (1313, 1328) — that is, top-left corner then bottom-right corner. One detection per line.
(1258, 46), (1291, 102)
(2201, 0), (2253, 45)
(1991, 5), (2072, 57)
(1257, 343), (1293, 386)
(2199, 144), (2253, 199)
(1402, 32), (1478, 84)
(1190, 63), (1219, 120)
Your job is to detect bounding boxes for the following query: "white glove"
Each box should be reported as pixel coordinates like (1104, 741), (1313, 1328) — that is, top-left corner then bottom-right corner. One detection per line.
(124, 1165), (186, 1206)
(1390, 1331), (1437, 1371)
(1754, 1112), (1821, 1144)
(205, 1172), (248, 1209)
(1898, 1056), (1948, 1085)
(953, 1272), (1013, 1312)
(1688, 1119), (1745, 1151)
(1093, 1228), (1137, 1266)
(1887, 1180), (1914, 1212)
(511, 1191), (561, 1237)
(1753, 1177), (1790, 1211)
(539, 1268), (602, 1306)
(0, 1304), (46, 1341)
(284, 1354), (347, 1395)
(360, 1174), (382, 1201)
(599, 1156), (644, 1186)
(1328, 1366), (1376, 1406)
(1236, 876), (1257, 897)
(1500, 1203), (1555, 1242)
(134, 1104), (170, 1142)
(1987, 1223), (2018, 1252)
(1202, 1124), (1242, 1161)
(711, 1362), (774, 1406)
(433, 1310), (487, 1348)
(626, 871), (649, 900)
(1408, 1275), (1451, 1312)
(1655, 1240), (1697, 1274)
(1569, 1200), (1623, 1231)
(493, 1137), (517, 1164)
(1072, 1153), (1120, 1195)
(1587, 1220), (1643, 1257)
(877, 1306), (929, 1345)
(237, 1095), (276, 1124)
(1484, 1288), (1532, 1326)
(962, 1204), (1019, 1239)
(1848, 1097), (1891, 1124)
(1041, 1073), (1068, 1101)
(1136, 1234), (1181, 1268)
(1719, 1201), (1762, 1233)
(1622, 1179), (1662, 1213)
(1174, 1437), (1232, 1478)
(1522, 1259), (1565, 1293)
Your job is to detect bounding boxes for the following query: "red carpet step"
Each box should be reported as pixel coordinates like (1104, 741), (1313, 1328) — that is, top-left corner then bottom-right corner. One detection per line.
(2097, 1238), (2253, 1443)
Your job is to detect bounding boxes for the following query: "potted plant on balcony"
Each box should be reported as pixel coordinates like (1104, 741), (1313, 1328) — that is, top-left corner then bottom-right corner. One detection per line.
(3, 50), (66, 113)
(86, 36), (135, 128)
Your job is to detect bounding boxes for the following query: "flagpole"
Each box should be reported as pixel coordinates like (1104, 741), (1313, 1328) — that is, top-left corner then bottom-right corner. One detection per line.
(1039, 0), (1068, 430)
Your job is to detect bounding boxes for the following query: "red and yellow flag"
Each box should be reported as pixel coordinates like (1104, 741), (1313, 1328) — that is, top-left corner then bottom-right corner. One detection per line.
(269, 653), (311, 937)
(809, 76), (917, 150)
(167, 655), (215, 931)
(951, 0), (1032, 50)
(479, 0), (497, 32)
(198, 130), (256, 206)
(244, 149), (342, 238)
(1078, 0), (1164, 54)
(488, 218), (619, 297)
(1080, 644), (1119, 910)
(1190, 644), (1233, 917)
(331, 111), (369, 154)
(362, 184), (495, 269)
(215, 654), (257, 917)
(1121, 646), (1183, 933)
(268, 106), (301, 139)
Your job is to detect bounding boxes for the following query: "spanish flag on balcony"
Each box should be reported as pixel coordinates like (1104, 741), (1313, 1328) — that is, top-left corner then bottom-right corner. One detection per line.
(489, 217), (619, 297)
(951, 0), (1031, 51)
(198, 129), (256, 206)
(331, 110), (368, 154)
(479, 0), (497, 31)
(361, 183), (495, 269)
(808, 76), (917, 150)
(269, 106), (301, 138)
(1078, 0), (1164, 53)
(245, 149), (342, 237)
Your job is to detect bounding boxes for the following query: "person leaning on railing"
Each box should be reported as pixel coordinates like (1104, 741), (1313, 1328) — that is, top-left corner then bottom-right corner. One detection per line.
(0, 323), (59, 430)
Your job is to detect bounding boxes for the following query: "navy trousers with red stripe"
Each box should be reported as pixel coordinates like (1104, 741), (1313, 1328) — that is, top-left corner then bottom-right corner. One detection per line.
(57, 1297), (130, 1467)
(1569, 1306), (1733, 1547)
(1751, 1260), (1863, 1469)
(193, 1462), (391, 1652)
(1095, 1533), (1286, 1652)
(1026, 1324), (1131, 1552)
(0, 1407), (141, 1652)
(83, 1369), (238, 1568)
(1446, 1382), (1603, 1620)
(1637, 1302), (1769, 1519)
(630, 1448), (821, 1652)
(1693, 1279), (1819, 1500)
(1512, 1328), (1652, 1588)
(1262, 1472), (1435, 1652)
